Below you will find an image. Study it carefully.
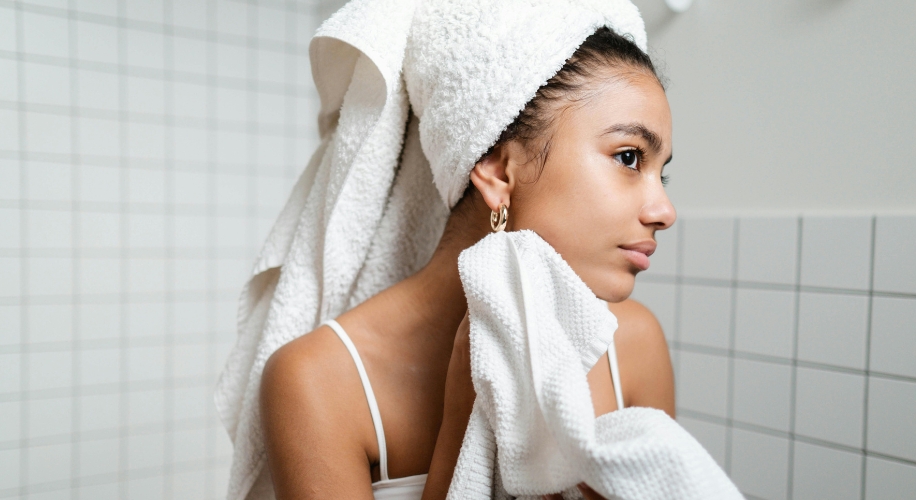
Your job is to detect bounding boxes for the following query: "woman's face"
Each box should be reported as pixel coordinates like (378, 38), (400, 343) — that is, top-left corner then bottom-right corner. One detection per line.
(507, 70), (675, 303)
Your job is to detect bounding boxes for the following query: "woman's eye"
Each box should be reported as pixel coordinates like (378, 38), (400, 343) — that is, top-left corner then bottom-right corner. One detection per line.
(614, 150), (639, 169)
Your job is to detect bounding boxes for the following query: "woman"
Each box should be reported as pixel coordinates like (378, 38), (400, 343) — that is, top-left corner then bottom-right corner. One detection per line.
(258, 21), (676, 500)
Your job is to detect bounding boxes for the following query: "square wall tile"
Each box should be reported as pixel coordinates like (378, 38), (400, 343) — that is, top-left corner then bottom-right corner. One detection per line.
(27, 396), (71, 439)
(800, 216), (872, 290)
(796, 292), (869, 370)
(629, 282), (676, 340)
(26, 162), (72, 202)
(80, 257), (121, 295)
(792, 441), (862, 500)
(867, 377), (916, 463)
(79, 165), (121, 204)
(0, 7), (15, 53)
(737, 217), (799, 285)
(0, 400), (20, 442)
(676, 351), (729, 418)
(873, 216), (916, 295)
(27, 257), (73, 296)
(0, 304), (21, 346)
(172, 0), (208, 30)
(80, 212), (121, 249)
(127, 388), (165, 427)
(0, 109), (19, 151)
(172, 343), (207, 379)
(172, 426), (207, 463)
(79, 393), (119, 432)
(677, 416), (727, 468)
(79, 116), (122, 158)
(78, 436), (119, 477)
(127, 75), (165, 116)
(644, 222), (679, 277)
(76, 20), (118, 64)
(127, 345), (165, 382)
(77, 69), (119, 111)
(127, 302), (166, 338)
(126, 30), (164, 70)
(78, 483), (119, 500)
(0, 208), (22, 250)
(28, 351), (73, 391)
(22, 12), (69, 58)
(27, 442), (71, 485)
(0, 448), (18, 490)
(173, 468), (208, 499)
(0, 59), (17, 102)
(0, 353), (21, 393)
(128, 213), (165, 249)
(80, 347), (120, 386)
(866, 456), (916, 500)
(679, 284), (731, 349)
(730, 428), (789, 500)
(23, 62), (71, 107)
(732, 358), (792, 432)
(127, 474), (164, 500)
(125, 0), (163, 23)
(27, 303), (73, 343)
(128, 431), (165, 470)
(25, 112), (71, 155)
(172, 385), (208, 421)
(681, 217), (735, 280)
(870, 296), (916, 379)
(128, 258), (165, 294)
(0, 159), (19, 200)
(28, 209), (72, 249)
(734, 288), (796, 358)
(794, 367), (865, 448)
(79, 303), (121, 341)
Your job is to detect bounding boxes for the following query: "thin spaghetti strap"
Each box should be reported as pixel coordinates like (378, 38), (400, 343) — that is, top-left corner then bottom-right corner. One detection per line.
(323, 319), (389, 482)
(608, 337), (625, 410)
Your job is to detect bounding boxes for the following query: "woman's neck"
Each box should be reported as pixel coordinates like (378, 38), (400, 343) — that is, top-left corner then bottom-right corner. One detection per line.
(364, 202), (492, 342)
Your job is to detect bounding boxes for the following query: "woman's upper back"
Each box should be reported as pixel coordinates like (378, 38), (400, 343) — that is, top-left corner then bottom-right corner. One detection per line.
(259, 297), (672, 499)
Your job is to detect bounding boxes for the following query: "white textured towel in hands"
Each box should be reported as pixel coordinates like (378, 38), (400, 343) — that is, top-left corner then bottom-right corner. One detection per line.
(452, 230), (743, 499)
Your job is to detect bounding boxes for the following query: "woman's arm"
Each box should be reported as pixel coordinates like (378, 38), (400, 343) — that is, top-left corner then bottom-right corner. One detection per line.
(260, 328), (377, 499)
(421, 311), (476, 500)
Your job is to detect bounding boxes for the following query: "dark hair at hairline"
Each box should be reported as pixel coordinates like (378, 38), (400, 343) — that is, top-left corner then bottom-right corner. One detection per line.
(461, 27), (662, 202)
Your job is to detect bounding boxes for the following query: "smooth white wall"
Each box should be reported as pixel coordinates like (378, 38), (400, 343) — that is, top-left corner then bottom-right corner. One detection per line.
(633, 0), (916, 211)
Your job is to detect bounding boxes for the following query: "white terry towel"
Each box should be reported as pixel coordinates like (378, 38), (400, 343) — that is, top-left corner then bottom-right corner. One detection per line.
(452, 230), (743, 499)
(214, 1), (660, 498)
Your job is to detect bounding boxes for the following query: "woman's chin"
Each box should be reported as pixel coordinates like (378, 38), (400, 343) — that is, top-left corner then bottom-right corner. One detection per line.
(591, 271), (635, 304)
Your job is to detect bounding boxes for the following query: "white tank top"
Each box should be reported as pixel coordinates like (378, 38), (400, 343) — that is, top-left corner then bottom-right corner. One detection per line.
(323, 318), (624, 499)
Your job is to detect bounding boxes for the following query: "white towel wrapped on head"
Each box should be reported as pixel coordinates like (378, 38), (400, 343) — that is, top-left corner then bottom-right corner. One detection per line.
(453, 230), (743, 499)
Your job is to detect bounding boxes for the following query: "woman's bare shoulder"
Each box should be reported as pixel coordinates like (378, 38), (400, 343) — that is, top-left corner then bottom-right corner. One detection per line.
(607, 299), (675, 417)
(260, 326), (377, 497)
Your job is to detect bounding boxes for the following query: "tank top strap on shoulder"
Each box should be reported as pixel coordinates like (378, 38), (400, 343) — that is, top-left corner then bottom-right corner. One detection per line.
(323, 318), (390, 482)
(608, 335), (625, 410)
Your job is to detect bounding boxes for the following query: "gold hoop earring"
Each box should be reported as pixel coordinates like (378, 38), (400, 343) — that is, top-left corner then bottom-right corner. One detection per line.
(490, 203), (508, 232)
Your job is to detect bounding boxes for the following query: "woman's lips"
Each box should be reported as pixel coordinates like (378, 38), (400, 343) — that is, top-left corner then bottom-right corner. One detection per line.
(619, 240), (657, 271)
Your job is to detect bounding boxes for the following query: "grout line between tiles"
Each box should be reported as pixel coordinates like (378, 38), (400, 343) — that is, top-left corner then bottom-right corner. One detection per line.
(786, 216), (803, 500)
(723, 218), (739, 475)
(15, 1), (30, 496)
(860, 216), (877, 500)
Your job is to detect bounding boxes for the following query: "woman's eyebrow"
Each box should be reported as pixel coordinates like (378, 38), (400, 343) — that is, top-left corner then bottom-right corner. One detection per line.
(601, 123), (663, 154)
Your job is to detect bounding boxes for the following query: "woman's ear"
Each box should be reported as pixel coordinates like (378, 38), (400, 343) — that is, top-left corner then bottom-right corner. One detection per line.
(469, 143), (516, 212)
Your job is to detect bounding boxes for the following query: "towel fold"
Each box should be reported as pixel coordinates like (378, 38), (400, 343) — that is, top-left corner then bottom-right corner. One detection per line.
(452, 230), (743, 499)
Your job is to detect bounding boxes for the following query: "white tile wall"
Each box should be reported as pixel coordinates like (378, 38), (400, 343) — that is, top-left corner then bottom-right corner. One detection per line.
(2, 0), (324, 498)
(800, 216), (872, 290)
(730, 429), (790, 500)
(796, 292), (869, 370)
(635, 213), (916, 499)
(792, 442), (862, 500)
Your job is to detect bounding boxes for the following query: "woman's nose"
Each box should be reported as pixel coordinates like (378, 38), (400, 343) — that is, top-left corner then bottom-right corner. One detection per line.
(641, 185), (677, 230)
